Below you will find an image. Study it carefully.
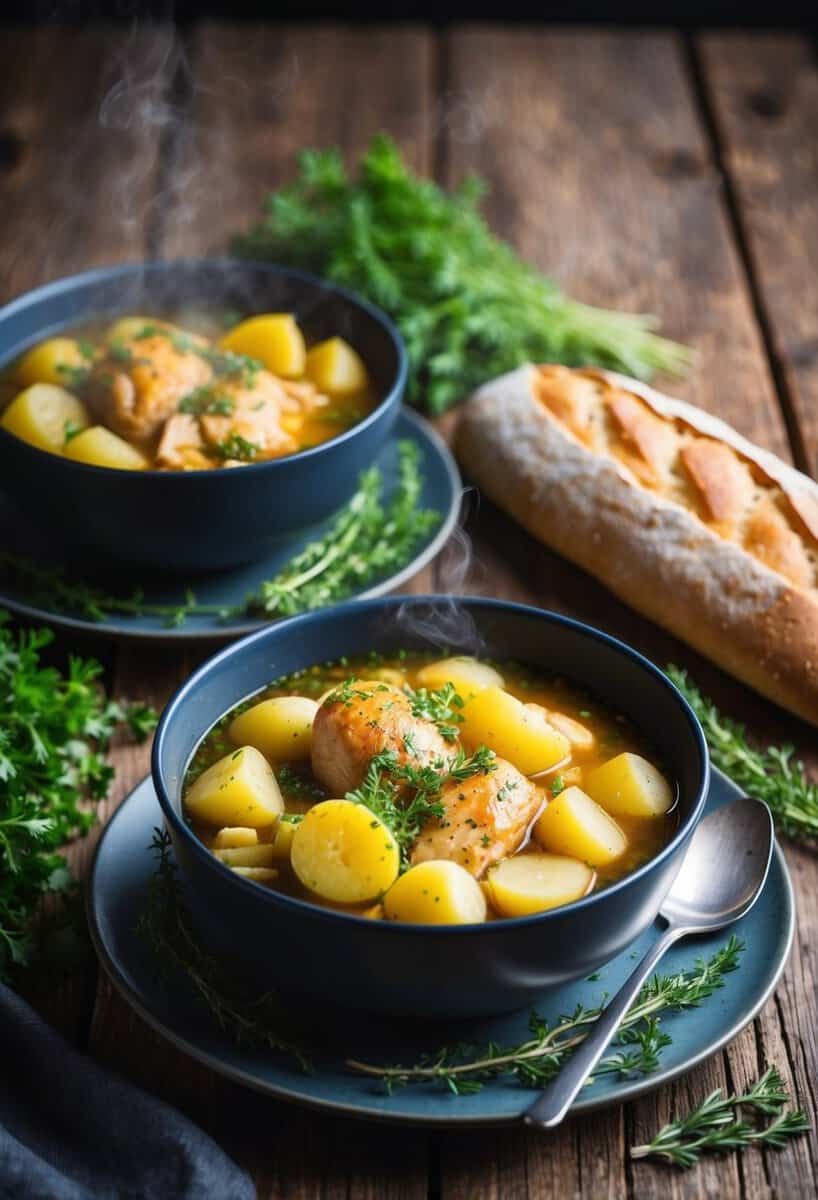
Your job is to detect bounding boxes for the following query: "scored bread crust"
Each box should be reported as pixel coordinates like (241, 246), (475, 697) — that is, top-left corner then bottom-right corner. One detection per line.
(455, 363), (818, 726)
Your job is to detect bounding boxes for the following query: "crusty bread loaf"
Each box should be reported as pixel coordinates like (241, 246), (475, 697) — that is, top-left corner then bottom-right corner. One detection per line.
(456, 363), (818, 726)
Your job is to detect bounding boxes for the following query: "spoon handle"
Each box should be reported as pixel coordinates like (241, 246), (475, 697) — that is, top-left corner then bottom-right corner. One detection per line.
(524, 924), (685, 1129)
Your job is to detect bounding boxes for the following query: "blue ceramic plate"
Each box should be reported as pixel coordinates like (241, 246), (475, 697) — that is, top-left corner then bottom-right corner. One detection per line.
(0, 409), (459, 641)
(87, 767), (794, 1127)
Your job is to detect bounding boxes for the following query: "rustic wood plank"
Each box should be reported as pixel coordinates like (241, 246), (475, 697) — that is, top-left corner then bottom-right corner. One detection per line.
(84, 22), (435, 1198)
(437, 26), (807, 1200)
(0, 25), (175, 301)
(159, 21), (434, 258)
(698, 34), (818, 477)
(0, 25), (177, 1040)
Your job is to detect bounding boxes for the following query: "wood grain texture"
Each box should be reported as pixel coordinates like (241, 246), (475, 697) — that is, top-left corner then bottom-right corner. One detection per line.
(2, 22), (816, 1200)
(0, 25), (176, 301)
(440, 27), (815, 1200)
(698, 34), (818, 477)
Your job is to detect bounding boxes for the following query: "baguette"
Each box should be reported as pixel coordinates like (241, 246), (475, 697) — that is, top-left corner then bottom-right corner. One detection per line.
(456, 363), (818, 726)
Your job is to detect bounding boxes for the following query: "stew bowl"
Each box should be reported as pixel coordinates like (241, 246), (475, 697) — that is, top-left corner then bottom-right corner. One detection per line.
(0, 260), (406, 572)
(152, 596), (709, 1019)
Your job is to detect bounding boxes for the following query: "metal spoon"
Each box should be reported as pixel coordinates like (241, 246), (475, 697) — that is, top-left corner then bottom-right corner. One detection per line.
(524, 796), (774, 1130)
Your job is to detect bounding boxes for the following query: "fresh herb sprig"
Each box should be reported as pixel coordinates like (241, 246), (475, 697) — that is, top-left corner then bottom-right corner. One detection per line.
(407, 682), (464, 741)
(345, 745), (496, 867)
(0, 613), (157, 977)
(235, 136), (691, 414)
(345, 751), (445, 867)
(668, 666), (818, 842)
(138, 830), (310, 1070)
(0, 441), (439, 628)
(347, 936), (743, 1092)
(631, 1066), (809, 1168)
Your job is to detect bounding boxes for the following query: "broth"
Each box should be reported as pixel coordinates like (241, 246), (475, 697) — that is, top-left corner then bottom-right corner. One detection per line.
(0, 310), (376, 470)
(183, 652), (678, 923)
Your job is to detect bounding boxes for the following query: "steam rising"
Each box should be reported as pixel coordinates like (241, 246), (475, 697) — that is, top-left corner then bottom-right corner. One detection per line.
(393, 486), (485, 652)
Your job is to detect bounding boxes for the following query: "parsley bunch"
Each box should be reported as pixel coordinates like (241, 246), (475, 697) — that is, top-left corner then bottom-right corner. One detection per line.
(0, 613), (156, 977)
(236, 136), (691, 413)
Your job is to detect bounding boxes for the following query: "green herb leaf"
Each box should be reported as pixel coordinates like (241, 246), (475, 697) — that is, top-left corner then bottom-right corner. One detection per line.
(235, 135), (691, 413)
(348, 936), (744, 1092)
(667, 666), (818, 843)
(631, 1066), (809, 1167)
(0, 613), (158, 978)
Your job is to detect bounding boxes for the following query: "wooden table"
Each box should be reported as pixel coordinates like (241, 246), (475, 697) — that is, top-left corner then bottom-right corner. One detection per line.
(3, 21), (817, 1199)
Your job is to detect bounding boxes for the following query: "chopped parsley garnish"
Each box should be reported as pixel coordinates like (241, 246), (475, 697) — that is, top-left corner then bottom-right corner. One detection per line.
(550, 775), (565, 797)
(63, 420), (84, 444)
(277, 766), (327, 805)
(407, 682), (464, 742)
(179, 385), (235, 416)
(212, 434), (260, 462)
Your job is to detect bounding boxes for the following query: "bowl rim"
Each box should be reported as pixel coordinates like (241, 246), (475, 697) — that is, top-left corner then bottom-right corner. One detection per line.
(0, 257), (408, 479)
(152, 595), (710, 934)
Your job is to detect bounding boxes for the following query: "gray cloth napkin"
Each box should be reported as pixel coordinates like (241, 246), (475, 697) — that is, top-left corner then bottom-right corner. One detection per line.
(0, 982), (255, 1199)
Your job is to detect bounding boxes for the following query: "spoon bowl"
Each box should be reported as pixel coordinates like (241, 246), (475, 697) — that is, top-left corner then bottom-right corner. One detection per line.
(524, 796), (775, 1129)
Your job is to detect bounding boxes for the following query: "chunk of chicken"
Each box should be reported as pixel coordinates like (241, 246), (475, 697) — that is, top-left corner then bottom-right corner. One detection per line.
(411, 757), (542, 878)
(198, 371), (297, 459)
(155, 413), (213, 470)
(85, 335), (212, 442)
(311, 681), (449, 796)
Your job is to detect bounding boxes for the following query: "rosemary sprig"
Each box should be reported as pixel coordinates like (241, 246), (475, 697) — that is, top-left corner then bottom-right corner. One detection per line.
(347, 936), (744, 1093)
(137, 829), (311, 1071)
(668, 666), (818, 843)
(0, 441), (439, 628)
(631, 1066), (809, 1167)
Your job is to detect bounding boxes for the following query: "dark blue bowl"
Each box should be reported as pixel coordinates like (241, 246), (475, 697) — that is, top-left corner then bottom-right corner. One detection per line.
(153, 596), (709, 1019)
(0, 260), (406, 572)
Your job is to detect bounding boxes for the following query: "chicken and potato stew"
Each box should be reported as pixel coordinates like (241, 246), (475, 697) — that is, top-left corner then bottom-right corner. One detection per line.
(183, 654), (677, 924)
(1, 313), (374, 470)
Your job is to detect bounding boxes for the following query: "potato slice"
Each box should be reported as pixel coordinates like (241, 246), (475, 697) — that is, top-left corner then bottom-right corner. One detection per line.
(384, 860), (487, 925)
(228, 696), (318, 763)
(107, 316), (175, 343)
(460, 687), (570, 776)
(231, 866), (278, 884)
(304, 337), (368, 397)
(212, 827), (258, 849)
(269, 818), (298, 861)
(16, 338), (89, 388)
(586, 753), (673, 818)
(185, 746), (284, 828)
(1, 384), (89, 454)
(64, 425), (148, 470)
(215, 843), (277, 868)
(415, 657), (504, 702)
(486, 853), (595, 917)
(220, 314), (306, 378)
(534, 786), (627, 867)
(290, 799), (399, 904)
(369, 667), (407, 688)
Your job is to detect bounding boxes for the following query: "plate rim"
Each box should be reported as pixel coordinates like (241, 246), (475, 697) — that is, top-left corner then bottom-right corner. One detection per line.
(0, 408), (461, 642)
(87, 768), (795, 1128)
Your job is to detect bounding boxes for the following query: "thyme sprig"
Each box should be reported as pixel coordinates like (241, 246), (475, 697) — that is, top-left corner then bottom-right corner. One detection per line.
(668, 666), (818, 842)
(347, 936), (744, 1093)
(631, 1066), (809, 1167)
(0, 441), (439, 628)
(137, 829), (311, 1071)
(407, 681), (464, 741)
(345, 745), (497, 867)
